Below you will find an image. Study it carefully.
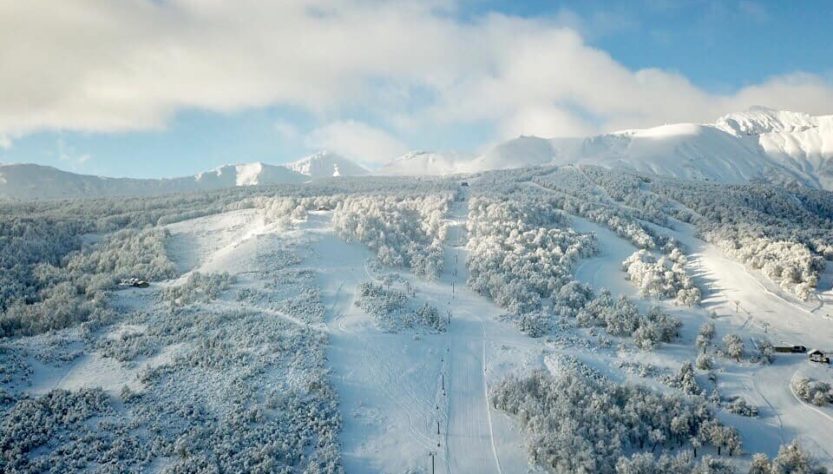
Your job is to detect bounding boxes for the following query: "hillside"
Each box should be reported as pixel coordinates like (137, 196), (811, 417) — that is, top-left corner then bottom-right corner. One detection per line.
(0, 162), (307, 201)
(3, 167), (832, 471)
(386, 108), (833, 190)
(379, 151), (474, 176)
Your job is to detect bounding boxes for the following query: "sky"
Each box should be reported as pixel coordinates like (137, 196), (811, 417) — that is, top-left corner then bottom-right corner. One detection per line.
(0, 0), (832, 178)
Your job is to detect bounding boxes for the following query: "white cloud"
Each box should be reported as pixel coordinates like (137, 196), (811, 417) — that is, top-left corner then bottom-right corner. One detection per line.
(274, 119), (301, 141)
(0, 134), (11, 150)
(305, 120), (408, 165)
(0, 0), (831, 148)
(57, 138), (92, 166)
(500, 105), (597, 138)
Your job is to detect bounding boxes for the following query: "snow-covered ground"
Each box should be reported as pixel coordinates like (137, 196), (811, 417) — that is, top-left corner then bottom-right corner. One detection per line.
(302, 203), (538, 473)
(571, 210), (833, 465)
(5, 173), (833, 471)
(671, 223), (833, 463)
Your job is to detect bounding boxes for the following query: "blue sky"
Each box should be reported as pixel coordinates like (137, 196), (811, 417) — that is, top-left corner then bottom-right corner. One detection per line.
(1, 0), (831, 178)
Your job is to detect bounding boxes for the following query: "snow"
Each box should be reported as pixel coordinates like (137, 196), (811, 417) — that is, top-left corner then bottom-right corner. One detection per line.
(376, 108), (833, 192)
(274, 193), (833, 468)
(284, 151), (370, 178)
(0, 161), (307, 200)
(715, 107), (820, 136)
(548, 201), (833, 465)
(628, 123), (703, 139)
(6, 169), (833, 470)
(194, 162), (307, 187)
(654, 221), (833, 464)
(572, 215), (639, 297)
(471, 136), (554, 172)
(5, 108), (833, 202)
(164, 208), (269, 274)
(28, 342), (185, 397)
(232, 162), (266, 186)
(380, 151), (474, 176)
(294, 199), (544, 473)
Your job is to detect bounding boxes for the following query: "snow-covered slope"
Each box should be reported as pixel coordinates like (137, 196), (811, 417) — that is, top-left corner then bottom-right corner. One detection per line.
(546, 122), (798, 185)
(193, 162), (306, 187)
(470, 136), (555, 172)
(382, 108), (833, 189)
(0, 162), (307, 201)
(284, 151), (369, 178)
(379, 151), (475, 176)
(716, 108), (833, 188)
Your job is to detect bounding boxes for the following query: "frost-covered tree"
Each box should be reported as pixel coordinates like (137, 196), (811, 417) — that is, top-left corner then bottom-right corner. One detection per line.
(723, 334), (745, 362)
(355, 281), (446, 332)
(466, 196), (597, 320)
(770, 441), (827, 474)
(696, 322), (716, 352)
(333, 194), (452, 279)
(695, 353), (714, 371)
(749, 441), (828, 474)
(1, 227), (177, 337)
(668, 362), (701, 395)
(622, 249), (701, 305)
(491, 364), (740, 473)
(576, 292), (680, 349)
(753, 338), (774, 365)
(791, 377), (833, 406)
(161, 272), (235, 307)
(727, 397), (758, 417)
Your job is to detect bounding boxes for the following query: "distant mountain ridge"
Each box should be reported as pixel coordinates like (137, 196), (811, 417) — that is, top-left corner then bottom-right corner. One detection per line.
(0, 153), (372, 201)
(382, 108), (833, 190)
(4, 108), (833, 200)
(0, 162), (308, 201)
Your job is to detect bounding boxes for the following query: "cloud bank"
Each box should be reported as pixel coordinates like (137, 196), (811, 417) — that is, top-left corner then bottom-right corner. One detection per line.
(2, 0), (832, 162)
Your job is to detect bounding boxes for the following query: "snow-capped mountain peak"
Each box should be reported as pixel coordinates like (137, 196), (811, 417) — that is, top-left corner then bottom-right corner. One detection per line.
(194, 162), (305, 187)
(379, 150), (476, 176)
(715, 107), (819, 136)
(378, 108), (833, 190)
(283, 151), (369, 178)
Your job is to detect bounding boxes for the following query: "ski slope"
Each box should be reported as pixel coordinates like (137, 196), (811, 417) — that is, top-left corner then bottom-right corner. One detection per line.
(302, 200), (536, 473)
(529, 173), (833, 465)
(669, 223), (833, 463)
(9, 178), (833, 471)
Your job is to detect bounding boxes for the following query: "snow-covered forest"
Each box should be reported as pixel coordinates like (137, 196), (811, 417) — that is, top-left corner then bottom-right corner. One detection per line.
(491, 361), (742, 472)
(2, 165), (833, 472)
(333, 194), (452, 279)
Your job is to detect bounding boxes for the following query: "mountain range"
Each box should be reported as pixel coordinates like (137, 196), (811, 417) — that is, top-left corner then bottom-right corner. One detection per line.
(2, 108), (832, 200)
(383, 107), (833, 189)
(0, 153), (370, 201)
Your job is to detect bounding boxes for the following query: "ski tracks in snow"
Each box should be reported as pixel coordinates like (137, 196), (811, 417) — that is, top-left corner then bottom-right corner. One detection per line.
(482, 327), (504, 474)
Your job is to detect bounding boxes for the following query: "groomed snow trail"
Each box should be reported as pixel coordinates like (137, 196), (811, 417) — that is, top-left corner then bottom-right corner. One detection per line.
(303, 204), (533, 473)
(442, 218), (503, 474)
